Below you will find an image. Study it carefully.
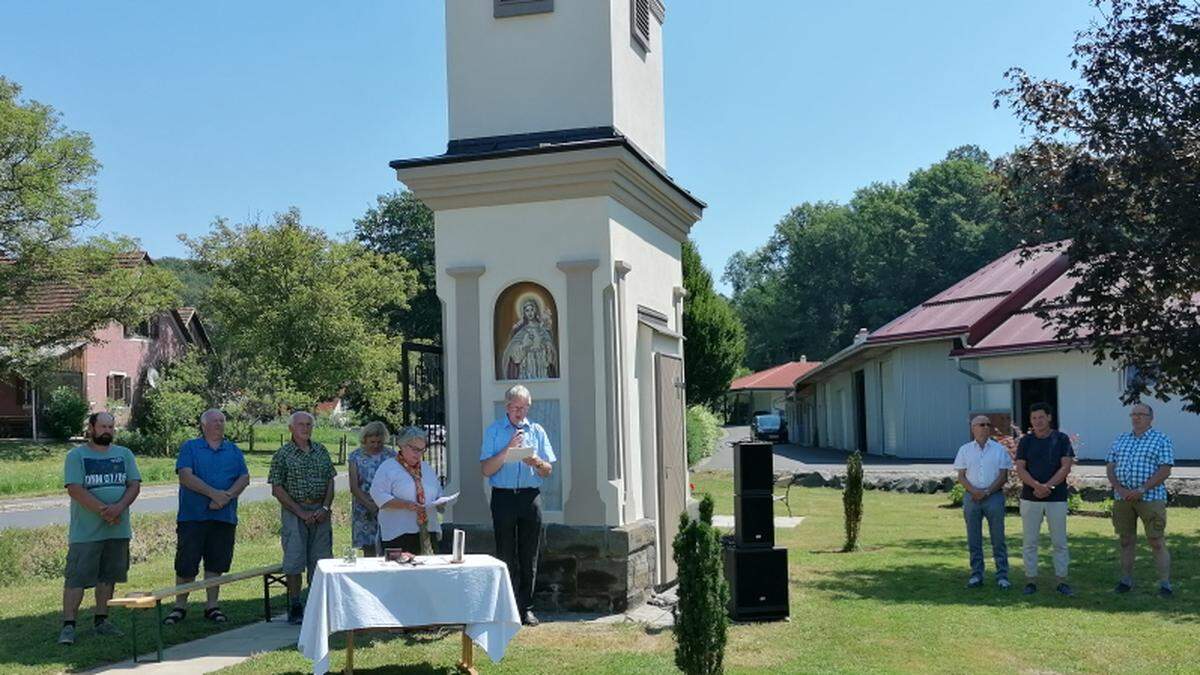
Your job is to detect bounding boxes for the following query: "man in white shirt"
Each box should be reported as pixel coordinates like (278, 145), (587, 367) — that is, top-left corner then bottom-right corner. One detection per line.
(953, 415), (1013, 589)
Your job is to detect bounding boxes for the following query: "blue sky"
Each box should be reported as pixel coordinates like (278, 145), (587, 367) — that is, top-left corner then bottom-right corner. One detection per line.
(1, 1), (1099, 292)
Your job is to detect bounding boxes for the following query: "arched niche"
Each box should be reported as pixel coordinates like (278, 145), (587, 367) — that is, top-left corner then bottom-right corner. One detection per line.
(494, 282), (560, 381)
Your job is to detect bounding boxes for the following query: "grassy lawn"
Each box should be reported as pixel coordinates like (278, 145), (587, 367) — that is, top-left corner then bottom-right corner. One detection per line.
(1, 470), (1196, 674)
(215, 471), (1200, 675)
(0, 424), (356, 499)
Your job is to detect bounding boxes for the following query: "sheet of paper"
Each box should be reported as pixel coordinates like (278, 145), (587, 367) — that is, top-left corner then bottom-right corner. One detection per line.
(431, 492), (459, 508)
(505, 445), (534, 462)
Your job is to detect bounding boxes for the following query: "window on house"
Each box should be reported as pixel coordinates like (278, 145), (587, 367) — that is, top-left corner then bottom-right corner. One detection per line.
(631, 0), (651, 50)
(107, 373), (131, 405)
(969, 382), (1012, 412)
(494, 0), (553, 18)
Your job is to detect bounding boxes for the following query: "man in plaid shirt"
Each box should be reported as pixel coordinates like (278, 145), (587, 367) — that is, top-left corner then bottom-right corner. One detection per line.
(269, 411), (337, 623)
(1106, 403), (1174, 597)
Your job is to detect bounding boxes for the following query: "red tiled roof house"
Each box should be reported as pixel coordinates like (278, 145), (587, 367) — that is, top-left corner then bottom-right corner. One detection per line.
(0, 253), (211, 438)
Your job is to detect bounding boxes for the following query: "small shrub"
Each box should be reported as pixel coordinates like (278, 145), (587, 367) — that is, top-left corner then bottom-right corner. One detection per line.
(949, 483), (966, 507)
(42, 386), (89, 441)
(672, 493), (729, 675)
(842, 451), (864, 552)
(685, 405), (722, 467)
(1067, 492), (1083, 514)
(1101, 498), (1114, 517)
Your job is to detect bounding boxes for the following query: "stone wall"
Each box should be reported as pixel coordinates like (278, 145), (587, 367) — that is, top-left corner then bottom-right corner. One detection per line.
(779, 470), (1200, 507)
(443, 518), (658, 613)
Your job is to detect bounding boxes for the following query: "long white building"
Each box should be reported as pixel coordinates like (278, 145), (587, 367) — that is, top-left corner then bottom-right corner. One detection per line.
(789, 245), (1200, 461)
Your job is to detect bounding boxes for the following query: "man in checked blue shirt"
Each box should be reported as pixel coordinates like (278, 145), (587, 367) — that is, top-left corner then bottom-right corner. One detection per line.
(481, 384), (556, 626)
(1106, 403), (1175, 597)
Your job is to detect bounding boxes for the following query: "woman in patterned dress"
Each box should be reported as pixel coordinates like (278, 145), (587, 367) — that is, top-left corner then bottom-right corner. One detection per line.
(347, 421), (397, 557)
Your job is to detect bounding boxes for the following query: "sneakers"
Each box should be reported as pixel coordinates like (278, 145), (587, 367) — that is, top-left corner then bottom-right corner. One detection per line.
(57, 624), (75, 645)
(94, 619), (123, 637)
(997, 578), (1011, 590)
(287, 603), (304, 625)
(520, 610), (540, 627)
(1056, 583), (1074, 597)
(1023, 583), (1037, 595)
(966, 575), (983, 589)
(1114, 581), (1133, 594)
(1159, 584), (1174, 598)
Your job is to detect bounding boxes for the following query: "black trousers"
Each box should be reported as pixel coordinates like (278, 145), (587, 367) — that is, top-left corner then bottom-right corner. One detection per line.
(491, 488), (543, 612)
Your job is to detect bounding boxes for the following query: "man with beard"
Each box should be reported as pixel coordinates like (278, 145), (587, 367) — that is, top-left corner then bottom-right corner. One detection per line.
(58, 412), (142, 645)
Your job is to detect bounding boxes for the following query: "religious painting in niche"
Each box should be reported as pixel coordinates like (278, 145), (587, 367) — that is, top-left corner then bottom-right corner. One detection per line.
(494, 282), (560, 381)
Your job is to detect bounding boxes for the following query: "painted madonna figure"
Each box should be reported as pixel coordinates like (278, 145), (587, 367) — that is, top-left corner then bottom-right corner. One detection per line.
(501, 298), (559, 380)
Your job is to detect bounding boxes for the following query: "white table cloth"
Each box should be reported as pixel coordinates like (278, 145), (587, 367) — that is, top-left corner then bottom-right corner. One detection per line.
(298, 554), (521, 675)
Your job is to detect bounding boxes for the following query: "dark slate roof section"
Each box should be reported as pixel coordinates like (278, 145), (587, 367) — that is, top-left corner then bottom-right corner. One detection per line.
(389, 126), (706, 209)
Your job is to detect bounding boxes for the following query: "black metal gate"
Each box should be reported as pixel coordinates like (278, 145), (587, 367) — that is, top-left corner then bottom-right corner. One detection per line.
(402, 342), (448, 485)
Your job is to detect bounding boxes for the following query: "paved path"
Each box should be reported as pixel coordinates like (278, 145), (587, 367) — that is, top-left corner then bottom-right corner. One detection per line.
(80, 599), (675, 674)
(0, 475), (351, 530)
(695, 426), (1200, 478)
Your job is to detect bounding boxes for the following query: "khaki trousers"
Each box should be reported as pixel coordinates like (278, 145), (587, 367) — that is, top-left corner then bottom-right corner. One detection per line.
(1020, 499), (1069, 579)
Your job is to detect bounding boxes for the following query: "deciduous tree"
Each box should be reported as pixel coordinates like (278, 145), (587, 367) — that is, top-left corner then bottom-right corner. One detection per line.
(997, 0), (1200, 410)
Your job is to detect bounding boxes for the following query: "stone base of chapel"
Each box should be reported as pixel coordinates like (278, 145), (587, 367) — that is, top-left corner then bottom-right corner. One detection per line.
(441, 519), (659, 614)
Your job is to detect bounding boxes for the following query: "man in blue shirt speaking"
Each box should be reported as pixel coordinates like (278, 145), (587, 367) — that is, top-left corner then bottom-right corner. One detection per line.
(162, 409), (250, 626)
(481, 384), (556, 626)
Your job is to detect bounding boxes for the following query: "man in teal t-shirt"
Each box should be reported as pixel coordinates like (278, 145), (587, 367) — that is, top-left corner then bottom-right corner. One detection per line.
(58, 412), (142, 646)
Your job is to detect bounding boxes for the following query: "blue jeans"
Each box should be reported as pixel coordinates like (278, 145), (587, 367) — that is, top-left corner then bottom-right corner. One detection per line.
(963, 491), (1008, 579)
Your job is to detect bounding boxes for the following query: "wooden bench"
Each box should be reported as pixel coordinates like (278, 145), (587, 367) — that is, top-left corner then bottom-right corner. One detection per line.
(108, 563), (287, 663)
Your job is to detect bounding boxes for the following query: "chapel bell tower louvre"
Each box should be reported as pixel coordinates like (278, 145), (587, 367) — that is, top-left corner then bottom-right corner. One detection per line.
(391, 0), (703, 611)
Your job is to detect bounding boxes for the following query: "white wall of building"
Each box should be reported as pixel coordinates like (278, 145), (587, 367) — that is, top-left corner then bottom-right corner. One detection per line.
(808, 340), (971, 458)
(610, 200), (682, 525)
(974, 350), (1200, 461)
(445, 0), (667, 167)
(608, 0), (666, 165)
(436, 196), (614, 522)
(446, 0), (613, 142)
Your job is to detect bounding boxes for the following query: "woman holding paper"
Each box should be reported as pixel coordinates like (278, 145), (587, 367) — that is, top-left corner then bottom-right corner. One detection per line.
(369, 426), (444, 555)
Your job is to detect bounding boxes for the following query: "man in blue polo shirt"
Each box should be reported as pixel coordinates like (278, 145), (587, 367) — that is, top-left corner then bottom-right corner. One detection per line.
(162, 409), (250, 625)
(481, 384), (556, 626)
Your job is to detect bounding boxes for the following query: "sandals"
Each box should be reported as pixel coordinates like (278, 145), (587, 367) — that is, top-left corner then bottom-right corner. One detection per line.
(204, 607), (228, 623)
(162, 607), (186, 625)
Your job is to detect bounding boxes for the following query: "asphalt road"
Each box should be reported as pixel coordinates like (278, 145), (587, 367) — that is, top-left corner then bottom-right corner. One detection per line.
(0, 474), (351, 530)
(696, 426), (1200, 478)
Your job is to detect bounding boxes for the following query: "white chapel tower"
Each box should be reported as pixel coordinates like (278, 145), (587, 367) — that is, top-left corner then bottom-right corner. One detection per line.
(392, 0), (702, 609)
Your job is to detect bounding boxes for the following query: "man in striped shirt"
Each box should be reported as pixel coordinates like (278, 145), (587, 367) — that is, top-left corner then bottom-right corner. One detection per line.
(1106, 403), (1174, 597)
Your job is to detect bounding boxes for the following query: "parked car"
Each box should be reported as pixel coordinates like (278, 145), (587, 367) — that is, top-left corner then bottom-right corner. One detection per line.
(751, 413), (788, 443)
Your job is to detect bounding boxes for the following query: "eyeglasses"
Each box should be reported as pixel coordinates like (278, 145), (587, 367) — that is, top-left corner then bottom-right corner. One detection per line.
(402, 444), (428, 453)
(1129, 413), (1151, 418)
(973, 422), (992, 427)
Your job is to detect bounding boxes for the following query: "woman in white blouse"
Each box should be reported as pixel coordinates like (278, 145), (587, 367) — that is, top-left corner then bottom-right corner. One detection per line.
(369, 426), (442, 555)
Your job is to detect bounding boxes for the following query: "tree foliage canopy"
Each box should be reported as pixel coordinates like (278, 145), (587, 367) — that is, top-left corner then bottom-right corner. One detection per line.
(184, 209), (418, 418)
(724, 147), (1022, 369)
(0, 76), (178, 374)
(681, 239), (745, 408)
(354, 191), (440, 343)
(997, 0), (1200, 410)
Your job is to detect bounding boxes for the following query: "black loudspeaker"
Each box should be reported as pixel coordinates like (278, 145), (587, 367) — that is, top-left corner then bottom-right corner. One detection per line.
(734, 441), (774, 495)
(734, 493), (774, 548)
(723, 546), (789, 621)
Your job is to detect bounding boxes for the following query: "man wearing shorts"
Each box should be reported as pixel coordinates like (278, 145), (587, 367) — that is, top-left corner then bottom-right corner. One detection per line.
(59, 412), (142, 645)
(1106, 403), (1175, 597)
(269, 411), (336, 624)
(162, 409), (250, 625)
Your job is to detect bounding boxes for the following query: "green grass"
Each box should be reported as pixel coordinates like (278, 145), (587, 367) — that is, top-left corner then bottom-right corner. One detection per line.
(0, 424), (356, 499)
(216, 471), (1200, 675)
(0, 500), (353, 675)
(2, 471), (1197, 674)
